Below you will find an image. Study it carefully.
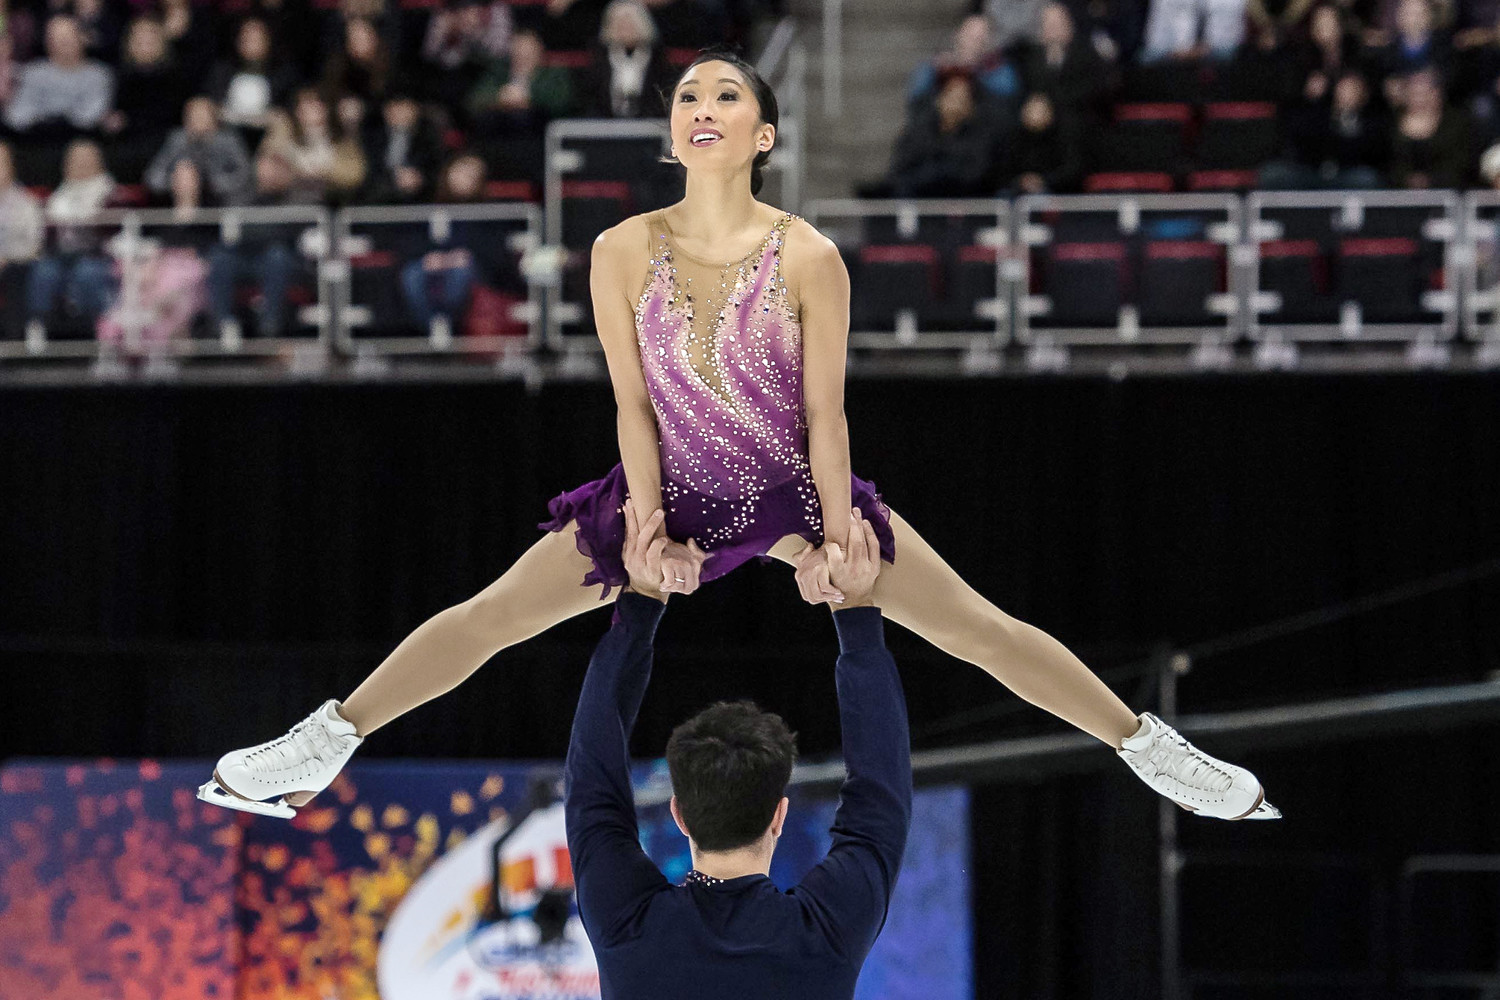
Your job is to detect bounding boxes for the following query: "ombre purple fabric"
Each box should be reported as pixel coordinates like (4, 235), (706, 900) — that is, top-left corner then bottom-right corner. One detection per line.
(540, 210), (896, 599)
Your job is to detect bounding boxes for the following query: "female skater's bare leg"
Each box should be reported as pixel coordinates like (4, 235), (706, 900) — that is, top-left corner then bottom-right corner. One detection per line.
(201, 521), (612, 815)
(273, 522), (614, 807)
(769, 509), (1140, 748)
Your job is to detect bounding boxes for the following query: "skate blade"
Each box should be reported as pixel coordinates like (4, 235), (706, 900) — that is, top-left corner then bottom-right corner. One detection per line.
(1174, 786), (1283, 821)
(1242, 799), (1282, 820)
(196, 778), (296, 819)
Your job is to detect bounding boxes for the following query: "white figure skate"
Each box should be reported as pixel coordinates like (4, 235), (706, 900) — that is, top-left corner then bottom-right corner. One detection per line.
(196, 699), (363, 819)
(1118, 712), (1281, 820)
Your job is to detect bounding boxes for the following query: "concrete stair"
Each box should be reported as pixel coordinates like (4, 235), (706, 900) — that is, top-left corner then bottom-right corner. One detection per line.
(782, 0), (970, 201)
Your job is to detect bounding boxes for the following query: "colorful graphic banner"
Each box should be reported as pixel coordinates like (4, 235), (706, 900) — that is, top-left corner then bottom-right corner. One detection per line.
(0, 759), (970, 1000)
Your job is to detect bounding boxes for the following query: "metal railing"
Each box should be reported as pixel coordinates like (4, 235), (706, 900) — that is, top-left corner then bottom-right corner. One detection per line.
(8, 191), (1500, 370)
(334, 203), (543, 369)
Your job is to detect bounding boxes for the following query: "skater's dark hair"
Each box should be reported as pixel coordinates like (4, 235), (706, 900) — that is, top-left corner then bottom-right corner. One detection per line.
(666, 699), (797, 852)
(657, 46), (779, 196)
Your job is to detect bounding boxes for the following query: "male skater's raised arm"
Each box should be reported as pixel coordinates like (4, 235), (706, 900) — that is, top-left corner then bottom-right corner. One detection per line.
(563, 499), (704, 945)
(565, 504), (912, 1000)
(789, 506), (914, 961)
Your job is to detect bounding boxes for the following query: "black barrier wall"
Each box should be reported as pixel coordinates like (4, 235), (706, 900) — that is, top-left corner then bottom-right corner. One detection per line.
(3, 373), (1498, 998)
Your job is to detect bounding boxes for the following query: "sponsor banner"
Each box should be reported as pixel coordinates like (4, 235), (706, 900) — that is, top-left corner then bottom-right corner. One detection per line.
(1, 759), (970, 1000)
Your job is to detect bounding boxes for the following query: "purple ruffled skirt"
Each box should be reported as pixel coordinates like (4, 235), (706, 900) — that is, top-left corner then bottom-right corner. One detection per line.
(538, 462), (897, 600)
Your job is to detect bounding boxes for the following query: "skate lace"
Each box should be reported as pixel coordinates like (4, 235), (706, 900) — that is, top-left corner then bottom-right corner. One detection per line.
(1148, 731), (1235, 795)
(244, 716), (344, 775)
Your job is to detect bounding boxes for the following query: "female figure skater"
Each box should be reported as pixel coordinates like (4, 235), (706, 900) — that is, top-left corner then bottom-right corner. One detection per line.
(198, 50), (1278, 823)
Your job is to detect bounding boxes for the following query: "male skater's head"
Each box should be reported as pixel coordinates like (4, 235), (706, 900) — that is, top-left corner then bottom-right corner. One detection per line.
(666, 700), (797, 873)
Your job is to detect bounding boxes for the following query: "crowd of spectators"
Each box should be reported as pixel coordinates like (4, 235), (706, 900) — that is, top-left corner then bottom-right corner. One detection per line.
(0, 0), (770, 340)
(878, 0), (1500, 196)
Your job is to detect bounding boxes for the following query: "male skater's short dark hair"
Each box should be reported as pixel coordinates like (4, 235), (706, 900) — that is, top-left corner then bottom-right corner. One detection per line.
(666, 700), (798, 853)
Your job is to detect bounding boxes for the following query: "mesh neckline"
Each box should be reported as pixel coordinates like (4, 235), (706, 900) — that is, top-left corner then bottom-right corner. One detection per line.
(657, 210), (793, 268)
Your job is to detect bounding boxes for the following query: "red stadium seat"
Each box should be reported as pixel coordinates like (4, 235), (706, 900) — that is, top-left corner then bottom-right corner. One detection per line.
(1038, 241), (1128, 327)
(1337, 237), (1425, 322)
(1197, 102), (1280, 170)
(851, 244), (941, 331)
(665, 47), (701, 68)
(1258, 239), (1333, 323)
(1187, 169), (1260, 191)
(1083, 172), (1174, 193)
(1096, 103), (1192, 174)
(1140, 241), (1226, 326)
(559, 180), (633, 248)
(482, 180), (539, 202)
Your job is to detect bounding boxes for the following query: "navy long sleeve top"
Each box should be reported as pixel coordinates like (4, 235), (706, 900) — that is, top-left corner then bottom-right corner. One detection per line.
(563, 590), (914, 1000)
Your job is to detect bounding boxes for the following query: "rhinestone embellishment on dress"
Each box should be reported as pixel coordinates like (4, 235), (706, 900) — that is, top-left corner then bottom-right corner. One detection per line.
(633, 210), (823, 550)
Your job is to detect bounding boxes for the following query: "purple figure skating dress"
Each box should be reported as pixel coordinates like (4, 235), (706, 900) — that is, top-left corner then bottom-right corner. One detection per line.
(539, 209), (896, 599)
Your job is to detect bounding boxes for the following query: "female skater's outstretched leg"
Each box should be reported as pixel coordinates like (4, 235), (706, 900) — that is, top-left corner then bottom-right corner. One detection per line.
(774, 509), (1139, 748)
(337, 520), (612, 739)
(771, 508), (1279, 818)
(202, 522), (612, 814)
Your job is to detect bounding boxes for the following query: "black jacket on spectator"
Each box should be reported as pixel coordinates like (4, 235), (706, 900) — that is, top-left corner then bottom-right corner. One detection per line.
(360, 116), (446, 203)
(887, 99), (1002, 197)
(644, 0), (728, 49)
(1283, 99), (1391, 172)
(1017, 36), (1108, 113)
(115, 59), (194, 139)
(1002, 109), (1086, 192)
(533, 0), (606, 51)
(1389, 106), (1472, 187)
(576, 41), (679, 118)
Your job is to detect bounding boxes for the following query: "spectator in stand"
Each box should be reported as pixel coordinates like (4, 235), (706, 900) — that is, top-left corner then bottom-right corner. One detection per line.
(1389, 65), (1472, 185)
(0, 141), (45, 340)
(1019, 3), (1109, 114)
(361, 92), (443, 202)
(145, 97), (254, 206)
(533, 0), (606, 51)
(1139, 0), (1249, 61)
(323, 16), (405, 106)
(1262, 67), (1390, 186)
(71, 0), (121, 63)
(1291, 3), (1362, 105)
(1480, 137), (1500, 183)
(1069, 0), (1146, 63)
(997, 90), (1086, 192)
(25, 138), (118, 338)
(420, 0), (510, 115)
(980, 0), (1048, 51)
(1453, 6), (1500, 138)
(158, 0), (217, 93)
(104, 16), (190, 182)
(207, 150), (306, 339)
(578, 0), (677, 118)
(399, 151), (487, 335)
(909, 14), (1021, 110)
(4, 15), (113, 136)
(259, 87), (367, 203)
(885, 69), (1002, 197)
(233, 0), (319, 83)
(98, 158), (212, 350)
(0, 27), (19, 110)
(1368, 0), (1453, 91)
(207, 18), (301, 149)
(468, 28), (575, 135)
(1248, 0), (1321, 36)
(640, 0), (729, 49)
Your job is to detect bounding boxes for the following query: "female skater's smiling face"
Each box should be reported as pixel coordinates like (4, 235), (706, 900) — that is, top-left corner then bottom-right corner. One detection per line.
(670, 60), (773, 172)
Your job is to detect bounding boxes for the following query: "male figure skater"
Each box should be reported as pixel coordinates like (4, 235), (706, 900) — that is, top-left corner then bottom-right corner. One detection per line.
(564, 499), (911, 999)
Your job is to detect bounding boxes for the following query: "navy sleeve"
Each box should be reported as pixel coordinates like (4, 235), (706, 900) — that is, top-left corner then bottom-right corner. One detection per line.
(793, 606), (914, 962)
(564, 590), (671, 946)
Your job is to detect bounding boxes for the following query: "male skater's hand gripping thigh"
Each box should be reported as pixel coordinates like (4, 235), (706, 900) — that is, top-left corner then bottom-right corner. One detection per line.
(824, 508), (883, 608)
